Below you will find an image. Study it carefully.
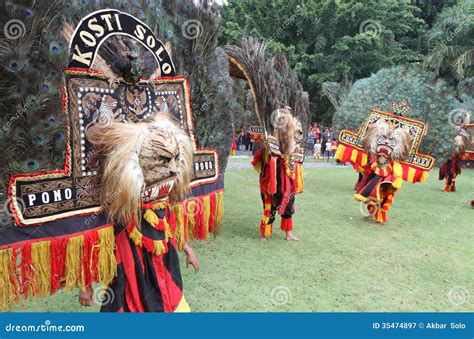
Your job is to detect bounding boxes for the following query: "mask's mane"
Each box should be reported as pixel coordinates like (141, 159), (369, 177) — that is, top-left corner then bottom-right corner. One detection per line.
(87, 114), (193, 225)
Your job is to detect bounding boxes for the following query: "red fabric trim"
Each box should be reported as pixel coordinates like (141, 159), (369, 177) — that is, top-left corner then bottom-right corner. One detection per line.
(82, 230), (99, 287)
(50, 237), (68, 293)
(280, 218), (293, 231)
(208, 192), (217, 233)
(152, 252), (182, 312)
(278, 163), (292, 215)
(20, 243), (33, 298)
(194, 197), (206, 239)
(116, 230), (145, 313)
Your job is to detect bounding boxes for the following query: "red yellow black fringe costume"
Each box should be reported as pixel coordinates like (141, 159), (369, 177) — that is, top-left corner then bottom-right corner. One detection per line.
(102, 200), (189, 312)
(335, 109), (435, 224)
(252, 147), (304, 237)
(439, 153), (463, 192)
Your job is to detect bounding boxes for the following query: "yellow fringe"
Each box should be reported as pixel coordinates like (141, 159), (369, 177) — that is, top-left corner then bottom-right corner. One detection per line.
(0, 226), (117, 308)
(31, 241), (51, 297)
(296, 164), (304, 194)
(143, 208), (159, 227)
(65, 235), (84, 290)
(96, 227), (116, 286)
(203, 195), (211, 234)
(128, 226), (143, 247)
(153, 240), (167, 256)
(151, 201), (167, 210)
(164, 219), (172, 241)
(214, 191), (224, 236)
(0, 248), (16, 311)
(186, 200), (196, 240)
(172, 204), (185, 251)
(264, 224), (272, 237)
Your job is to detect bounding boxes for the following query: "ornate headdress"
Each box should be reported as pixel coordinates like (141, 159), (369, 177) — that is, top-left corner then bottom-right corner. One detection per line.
(224, 38), (308, 156)
(0, 9), (223, 310)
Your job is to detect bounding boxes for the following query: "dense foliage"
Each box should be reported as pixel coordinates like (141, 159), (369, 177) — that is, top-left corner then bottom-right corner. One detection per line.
(220, 0), (454, 124)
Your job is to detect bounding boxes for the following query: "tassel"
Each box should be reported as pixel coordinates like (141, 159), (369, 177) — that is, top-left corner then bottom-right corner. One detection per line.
(264, 224), (272, 237)
(128, 225), (143, 247)
(208, 192), (217, 233)
(50, 237), (67, 294)
(96, 227), (116, 286)
(21, 243), (34, 298)
(214, 191), (224, 236)
(81, 230), (99, 288)
(194, 198), (207, 240)
(0, 248), (16, 311)
(163, 219), (172, 240)
(203, 195), (211, 234)
(153, 240), (167, 256)
(65, 235), (84, 290)
(172, 204), (185, 251)
(144, 208), (159, 227)
(186, 200), (196, 241)
(31, 241), (51, 297)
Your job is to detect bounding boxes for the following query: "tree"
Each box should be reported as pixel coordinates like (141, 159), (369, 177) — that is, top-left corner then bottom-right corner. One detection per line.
(424, 0), (474, 80)
(220, 0), (428, 125)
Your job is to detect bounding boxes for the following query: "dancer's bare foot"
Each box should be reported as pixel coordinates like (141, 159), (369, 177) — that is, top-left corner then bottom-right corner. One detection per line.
(285, 231), (300, 241)
(261, 237), (267, 242)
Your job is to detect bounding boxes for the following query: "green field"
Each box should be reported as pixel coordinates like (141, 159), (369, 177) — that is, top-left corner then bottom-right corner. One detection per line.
(14, 160), (474, 312)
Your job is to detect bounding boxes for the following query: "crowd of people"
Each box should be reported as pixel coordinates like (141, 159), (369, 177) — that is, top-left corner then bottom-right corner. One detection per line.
(233, 127), (257, 154)
(232, 124), (339, 160)
(305, 123), (338, 160)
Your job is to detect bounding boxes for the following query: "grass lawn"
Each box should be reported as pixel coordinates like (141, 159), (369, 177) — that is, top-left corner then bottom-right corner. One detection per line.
(13, 160), (474, 312)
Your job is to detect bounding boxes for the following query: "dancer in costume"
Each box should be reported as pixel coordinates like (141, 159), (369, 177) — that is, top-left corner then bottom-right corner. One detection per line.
(225, 38), (308, 241)
(439, 126), (471, 192)
(0, 6), (225, 311)
(335, 105), (435, 223)
(78, 114), (199, 312)
(252, 108), (304, 241)
(60, 19), (201, 312)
